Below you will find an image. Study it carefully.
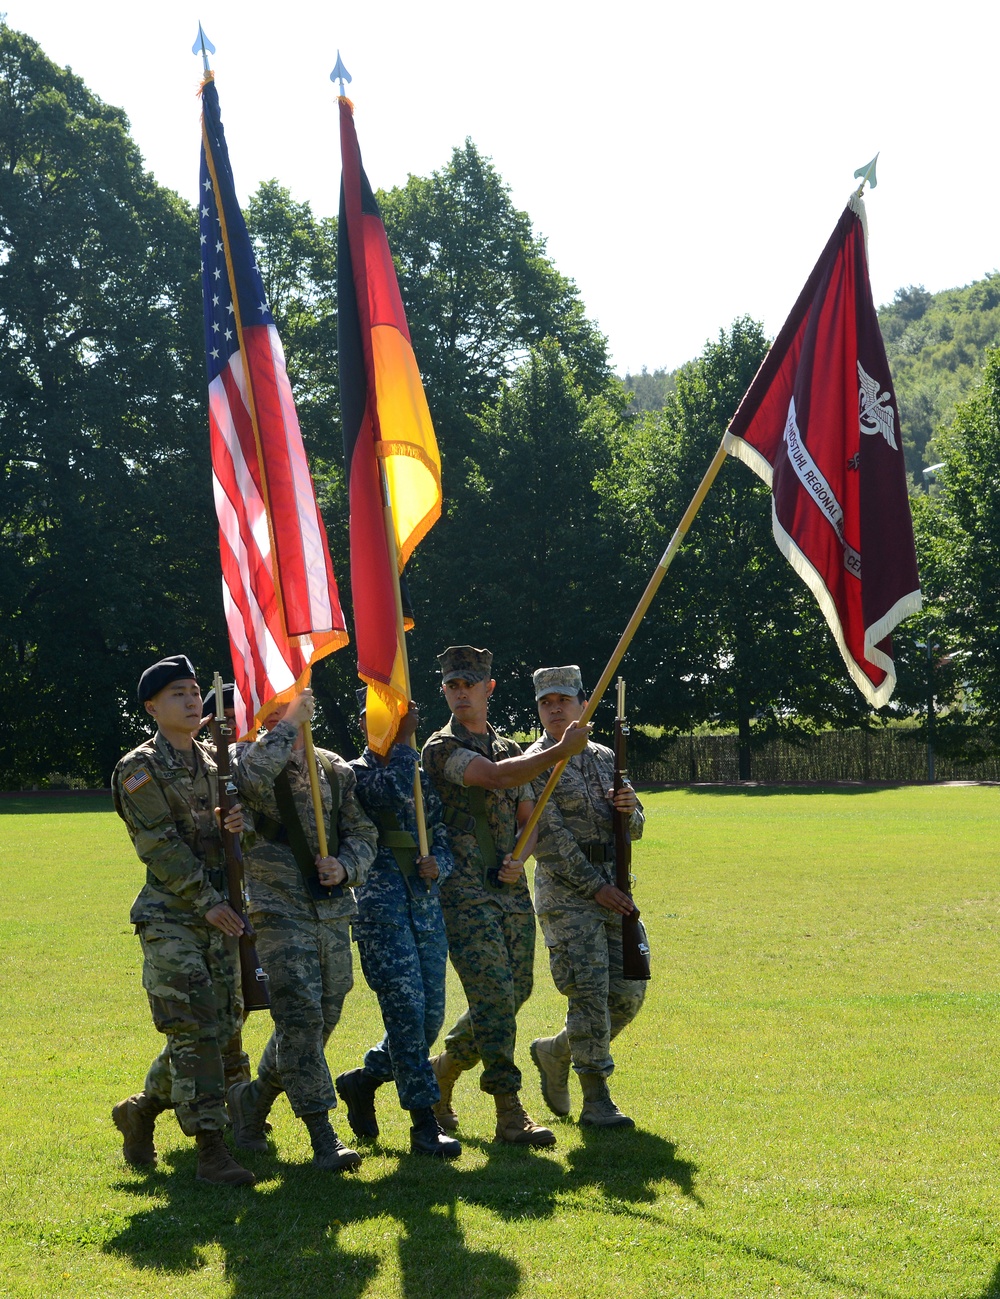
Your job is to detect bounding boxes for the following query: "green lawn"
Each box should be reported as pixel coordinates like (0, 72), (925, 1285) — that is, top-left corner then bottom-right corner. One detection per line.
(2, 786), (1000, 1298)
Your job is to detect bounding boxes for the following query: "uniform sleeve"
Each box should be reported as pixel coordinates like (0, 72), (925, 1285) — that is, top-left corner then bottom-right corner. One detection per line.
(533, 789), (608, 901)
(112, 758), (225, 917)
(231, 721), (297, 809)
(629, 796), (645, 842)
(331, 759), (378, 886)
(422, 775), (456, 883)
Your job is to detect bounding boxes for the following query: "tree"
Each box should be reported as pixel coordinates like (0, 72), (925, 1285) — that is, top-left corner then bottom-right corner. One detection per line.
(403, 340), (623, 732)
(911, 348), (1000, 743)
(597, 319), (877, 775)
(0, 29), (225, 786)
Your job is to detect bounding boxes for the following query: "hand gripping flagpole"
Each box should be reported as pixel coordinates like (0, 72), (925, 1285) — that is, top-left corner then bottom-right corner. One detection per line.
(512, 441), (730, 859)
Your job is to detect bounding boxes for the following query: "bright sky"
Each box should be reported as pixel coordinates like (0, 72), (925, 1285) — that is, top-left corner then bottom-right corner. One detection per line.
(16, 1), (999, 375)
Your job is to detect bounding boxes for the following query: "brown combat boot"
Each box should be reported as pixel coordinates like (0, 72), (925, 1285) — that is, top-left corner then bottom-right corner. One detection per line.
(194, 1130), (256, 1186)
(493, 1092), (556, 1147)
(227, 1079), (278, 1153)
(530, 1031), (572, 1116)
(430, 1051), (464, 1132)
(112, 1093), (168, 1167)
(578, 1074), (635, 1128)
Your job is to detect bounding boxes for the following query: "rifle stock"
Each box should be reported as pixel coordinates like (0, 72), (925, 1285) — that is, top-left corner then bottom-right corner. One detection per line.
(210, 675), (270, 1012)
(613, 678), (651, 982)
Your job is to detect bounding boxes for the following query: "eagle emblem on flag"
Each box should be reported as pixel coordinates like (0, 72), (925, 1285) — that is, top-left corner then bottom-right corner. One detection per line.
(857, 362), (898, 450)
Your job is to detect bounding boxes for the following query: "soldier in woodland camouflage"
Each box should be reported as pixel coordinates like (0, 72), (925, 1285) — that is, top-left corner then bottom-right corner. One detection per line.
(525, 666), (648, 1128)
(420, 646), (592, 1147)
(335, 697), (460, 1158)
(111, 654), (255, 1187)
(228, 688), (377, 1172)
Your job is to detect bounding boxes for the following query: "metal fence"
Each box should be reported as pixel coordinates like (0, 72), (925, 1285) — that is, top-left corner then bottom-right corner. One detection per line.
(628, 728), (1000, 784)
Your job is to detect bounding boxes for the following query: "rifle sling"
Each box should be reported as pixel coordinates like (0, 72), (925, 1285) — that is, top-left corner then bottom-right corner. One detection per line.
(266, 751), (342, 900)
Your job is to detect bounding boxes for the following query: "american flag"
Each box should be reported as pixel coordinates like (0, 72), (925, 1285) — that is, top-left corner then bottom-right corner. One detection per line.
(199, 74), (347, 737)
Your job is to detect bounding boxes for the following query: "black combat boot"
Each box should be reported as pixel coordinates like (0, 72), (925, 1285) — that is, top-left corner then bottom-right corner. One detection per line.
(409, 1106), (461, 1158)
(335, 1067), (384, 1140)
(301, 1111), (363, 1172)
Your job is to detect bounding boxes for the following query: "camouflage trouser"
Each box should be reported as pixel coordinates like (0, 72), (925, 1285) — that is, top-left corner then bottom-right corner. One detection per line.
(538, 905), (648, 1078)
(137, 919), (241, 1136)
(441, 903), (535, 1095)
(251, 914), (353, 1117)
(145, 1031), (250, 1108)
(353, 902), (448, 1110)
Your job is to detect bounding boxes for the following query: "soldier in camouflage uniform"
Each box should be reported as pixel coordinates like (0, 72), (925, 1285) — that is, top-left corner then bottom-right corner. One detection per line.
(111, 654), (255, 1187)
(335, 698), (460, 1158)
(420, 646), (592, 1147)
(525, 666), (647, 1128)
(142, 683), (251, 1113)
(227, 688), (377, 1172)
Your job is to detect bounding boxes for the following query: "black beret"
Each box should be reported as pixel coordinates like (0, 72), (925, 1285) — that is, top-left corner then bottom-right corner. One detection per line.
(137, 654), (198, 704)
(202, 682), (235, 718)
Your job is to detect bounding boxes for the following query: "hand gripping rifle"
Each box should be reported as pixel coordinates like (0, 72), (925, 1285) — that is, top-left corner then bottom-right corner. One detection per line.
(614, 677), (651, 981)
(210, 672), (270, 1012)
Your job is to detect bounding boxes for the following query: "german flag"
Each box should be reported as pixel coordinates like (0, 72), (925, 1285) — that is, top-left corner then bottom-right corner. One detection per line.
(337, 97), (441, 753)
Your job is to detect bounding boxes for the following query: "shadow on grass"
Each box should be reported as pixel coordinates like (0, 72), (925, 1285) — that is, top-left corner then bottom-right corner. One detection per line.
(103, 1124), (698, 1297)
(978, 1264), (1000, 1298)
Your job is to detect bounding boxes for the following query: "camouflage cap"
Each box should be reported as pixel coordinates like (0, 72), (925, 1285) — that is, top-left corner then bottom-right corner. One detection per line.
(533, 665), (585, 701)
(356, 685), (369, 714)
(137, 654), (198, 704)
(437, 645), (494, 684)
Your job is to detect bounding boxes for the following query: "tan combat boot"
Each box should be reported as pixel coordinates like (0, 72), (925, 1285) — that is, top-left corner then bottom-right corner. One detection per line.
(430, 1051), (465, 1132)
(530, 1031), (572, 1116)
(493, 1092), (556, 1147)
(578, 1074), (635, 1128)
(112, 1093), (168, 1166)
(194, 1130), (256, 1186)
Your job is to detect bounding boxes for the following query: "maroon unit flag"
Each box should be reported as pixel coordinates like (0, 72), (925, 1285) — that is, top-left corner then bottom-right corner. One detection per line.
(723, 198), (921, 706)
(200, 75), (348, 737)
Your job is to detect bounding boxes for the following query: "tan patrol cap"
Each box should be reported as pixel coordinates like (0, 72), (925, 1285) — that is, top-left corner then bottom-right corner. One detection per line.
(437, 645), (494, 684)
(533, 665), (585, 701)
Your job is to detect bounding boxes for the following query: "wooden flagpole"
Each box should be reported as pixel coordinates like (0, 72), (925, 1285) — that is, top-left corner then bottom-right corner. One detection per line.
(512, 441), (729, 859)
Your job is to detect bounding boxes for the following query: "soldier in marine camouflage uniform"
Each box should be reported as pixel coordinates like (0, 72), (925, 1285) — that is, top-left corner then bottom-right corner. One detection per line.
(334, 697), (460, 1158)
(227, 688), (377, 1172)
(420, 646), (592, 1147)
(111, 654), (255, 1187)
(525, 665), (647, 1128)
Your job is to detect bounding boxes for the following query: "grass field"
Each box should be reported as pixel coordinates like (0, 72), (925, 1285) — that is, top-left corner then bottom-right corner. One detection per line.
(3, 785), (1000, 1298)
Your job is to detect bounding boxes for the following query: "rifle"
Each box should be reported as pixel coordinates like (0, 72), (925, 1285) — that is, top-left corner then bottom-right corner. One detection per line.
(210, 672), (270, 1012)
(613, 677), (651, 981)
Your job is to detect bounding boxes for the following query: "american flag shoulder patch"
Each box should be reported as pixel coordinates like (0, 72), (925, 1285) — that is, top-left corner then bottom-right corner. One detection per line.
(123, 768), (152, 794)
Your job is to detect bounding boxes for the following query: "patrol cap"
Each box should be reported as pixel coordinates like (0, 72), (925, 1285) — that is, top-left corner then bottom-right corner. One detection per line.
(137, 654), (198, 704)
(533, 665), (585, 701)
(437, 645), (493, 684)
(201, 682), (235, 718)
(356, 686), (368, 714)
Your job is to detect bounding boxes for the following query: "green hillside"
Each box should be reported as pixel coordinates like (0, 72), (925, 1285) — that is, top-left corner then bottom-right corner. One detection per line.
(879, 275), (1000, 481)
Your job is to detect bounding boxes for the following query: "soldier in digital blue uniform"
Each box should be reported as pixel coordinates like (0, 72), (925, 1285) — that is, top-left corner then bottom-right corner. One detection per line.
(335, 693), (460, 1158)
